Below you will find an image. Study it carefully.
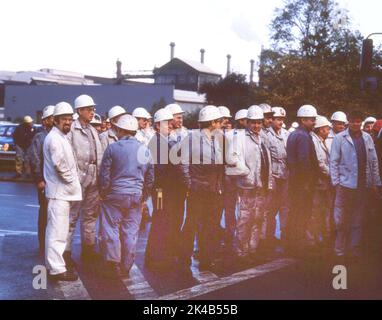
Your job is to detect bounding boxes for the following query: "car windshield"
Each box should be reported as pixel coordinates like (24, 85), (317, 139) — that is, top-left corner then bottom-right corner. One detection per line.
(6, 126), (16, 137)
(0, 126), (16, 137)
(0, 126), (7, 136)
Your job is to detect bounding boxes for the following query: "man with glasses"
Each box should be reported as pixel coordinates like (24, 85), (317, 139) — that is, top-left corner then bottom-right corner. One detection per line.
(64, 94), (103, 266)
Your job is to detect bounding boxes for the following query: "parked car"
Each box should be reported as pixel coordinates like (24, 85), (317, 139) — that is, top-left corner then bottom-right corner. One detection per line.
(0, 122), (41, 161)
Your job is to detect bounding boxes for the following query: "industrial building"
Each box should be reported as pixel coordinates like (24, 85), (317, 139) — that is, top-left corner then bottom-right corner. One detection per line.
(0, 43), (218, 122)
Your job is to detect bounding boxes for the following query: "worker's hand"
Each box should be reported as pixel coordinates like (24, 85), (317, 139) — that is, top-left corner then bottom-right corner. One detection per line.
(37, 181), (45, 190)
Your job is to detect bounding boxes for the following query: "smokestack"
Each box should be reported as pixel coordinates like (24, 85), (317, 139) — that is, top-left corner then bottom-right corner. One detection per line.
(116, 59), (122, 79)
(250, 59), (254, 84)
(170, 42), (175, 60)
(200, 48), (205, 64)
(226, 54), (231, 76)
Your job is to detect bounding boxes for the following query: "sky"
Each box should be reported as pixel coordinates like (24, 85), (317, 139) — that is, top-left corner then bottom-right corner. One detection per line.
(1, 0), (381, 79)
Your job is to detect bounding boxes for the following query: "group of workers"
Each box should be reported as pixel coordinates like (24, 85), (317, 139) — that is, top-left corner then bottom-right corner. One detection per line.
(21, 94), (382, 282)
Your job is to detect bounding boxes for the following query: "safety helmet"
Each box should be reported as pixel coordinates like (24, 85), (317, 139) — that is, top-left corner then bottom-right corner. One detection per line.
(132, 107), (151, 119)
(54, 102), (74, 116)
(73, 113), (79, 121)
(42, 105), (55, 120)
(115, 114), (138, 131)
(234, 109), (248, 120)
(272, 107), (286, 118)
(198, 105), (222, 122)
(247, 105), (264, 120)
(314, 115), (331, 129)
(90, 113), (102, 125)
(218, 106), (232, 118)
(154, 108), (174, 123)
(291, 122), (299, 129)
(259, 103), (273, 114)
(364, 116), (377, 124)
(297, 105), (317, 118)
(108, 105), (126, 120)
(23, 115), (33, 123)
(165, 103), (184, 115)
(331, 111), (347, 123)
(74, 94), (96, 109)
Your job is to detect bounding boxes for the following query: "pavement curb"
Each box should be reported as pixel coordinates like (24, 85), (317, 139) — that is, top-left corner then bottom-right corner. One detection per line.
(0, 176), (33, 183)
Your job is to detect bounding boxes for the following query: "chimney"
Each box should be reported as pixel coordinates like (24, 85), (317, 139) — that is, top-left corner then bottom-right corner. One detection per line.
(170, 42), (175, 60)
(116, 59), (123, 84)
(250, 59), (254, 84)
(200, 48), (205, 64)
(226, 54), (231, 76)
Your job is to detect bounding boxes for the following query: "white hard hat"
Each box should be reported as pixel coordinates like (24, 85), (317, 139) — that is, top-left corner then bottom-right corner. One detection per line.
(235, 109), (248, 120)
(154, 108), (174, 123)
(165, 103), (184, 115)
(115, 114), (138, 131)
(108, 105), (126, 120)
(364, 116), (377, 124)
(218, 106), (232, 118)
(73, 113), (79, 121)
(54, 102), (74, 116)
(331, 111), (347, 123)
(291, 122), (299, 128)
(247, 105), (264, 120)
(272, 106), (286, 118)
(259, 103), (273, 114)
(282, 123), (286, 128)
(90, 113), (102, 125)
(314, 115), (331, 129)
(198, 105), (222, 122)
(132, 107), (151, 119)
(23, 115), (33, 123)
(297, 105), (317, 117)
(42, 105), (55, 119)
(74, 94), (96, 109)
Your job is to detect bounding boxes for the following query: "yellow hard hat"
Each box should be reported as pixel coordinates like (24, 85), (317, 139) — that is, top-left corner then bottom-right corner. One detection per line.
(23, 115), (33, 123)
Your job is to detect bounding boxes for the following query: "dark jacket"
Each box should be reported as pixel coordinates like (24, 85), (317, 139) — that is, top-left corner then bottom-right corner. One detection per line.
(148, 133), (190, 191)
(188, 130), (223, 193)
(287, 126), (319, 189)
(28, 128), (49, 184)
(13, 123), (37, 150)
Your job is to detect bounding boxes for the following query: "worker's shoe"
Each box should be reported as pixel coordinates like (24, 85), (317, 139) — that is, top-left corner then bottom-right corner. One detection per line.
(63, 251), (75, 272)
(81, 245), (100, 262)
(103, 261), (122, 279)
(48, 271), (78, 282)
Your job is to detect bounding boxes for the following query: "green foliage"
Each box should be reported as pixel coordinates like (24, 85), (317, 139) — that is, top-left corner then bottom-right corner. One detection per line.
(199, 73), (256, 114)
(183, 111), (199, 129)
(150, 97), (167, 115)
(258, 0), (382, 121)
(198, 0), (382, 122)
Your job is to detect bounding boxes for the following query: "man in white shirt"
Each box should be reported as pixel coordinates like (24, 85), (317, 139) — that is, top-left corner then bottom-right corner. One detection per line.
(44, 102), (82, 281)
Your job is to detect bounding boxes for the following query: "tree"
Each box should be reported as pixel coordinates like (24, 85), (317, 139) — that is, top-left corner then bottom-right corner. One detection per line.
(150, 97), (167, 115)
(199, 73), (256, 114)
(257, 0), (382, 120)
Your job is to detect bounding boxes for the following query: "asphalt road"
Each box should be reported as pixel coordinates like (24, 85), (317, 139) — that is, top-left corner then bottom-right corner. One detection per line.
(1, 180), (382, 300)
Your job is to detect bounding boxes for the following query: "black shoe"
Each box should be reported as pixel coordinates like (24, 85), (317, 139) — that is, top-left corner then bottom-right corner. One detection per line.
(103, 261), (122, 279)
(81, 245), (99, 262)
(198, 260), (221, 272)
(49, 271), (78, 282)
(63, 251), (75, 271)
